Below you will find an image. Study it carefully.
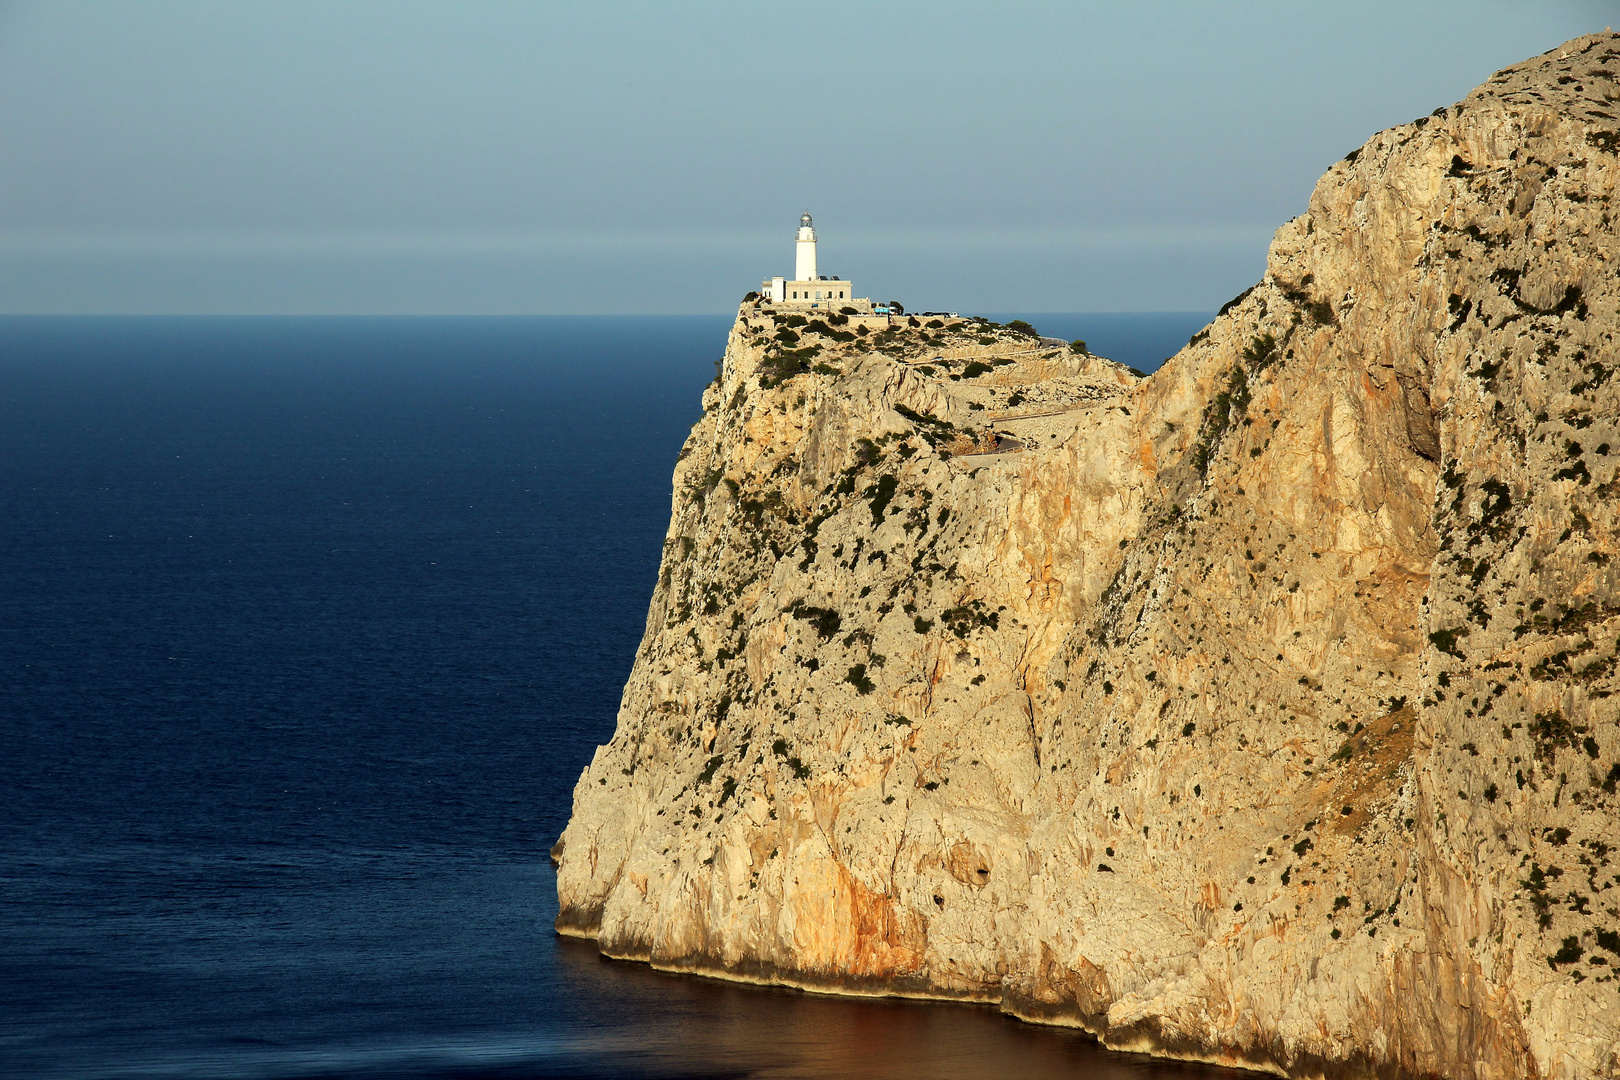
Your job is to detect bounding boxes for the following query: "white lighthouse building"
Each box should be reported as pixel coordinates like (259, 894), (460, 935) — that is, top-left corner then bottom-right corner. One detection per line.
(762, 212), (857, 309)
(795, 212), (818, 281)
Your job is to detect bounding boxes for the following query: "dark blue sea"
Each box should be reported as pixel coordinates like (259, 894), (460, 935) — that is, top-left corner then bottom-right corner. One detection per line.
(0, 313), (1240, 1080)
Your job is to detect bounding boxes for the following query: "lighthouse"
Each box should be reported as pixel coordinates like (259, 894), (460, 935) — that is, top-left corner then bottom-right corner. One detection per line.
(760, 211), (858, 309)
(794, 211), (818, 282)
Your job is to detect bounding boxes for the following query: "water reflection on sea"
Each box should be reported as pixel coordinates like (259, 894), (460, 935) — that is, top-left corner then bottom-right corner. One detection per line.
(550, 928), (1247, 1080)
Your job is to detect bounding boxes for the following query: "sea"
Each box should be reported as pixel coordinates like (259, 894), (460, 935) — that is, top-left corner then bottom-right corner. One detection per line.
(0, 312), (1245, 1080)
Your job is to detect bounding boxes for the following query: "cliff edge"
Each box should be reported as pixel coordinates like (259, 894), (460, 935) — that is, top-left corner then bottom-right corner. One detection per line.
(556, 34), (1620, 1079)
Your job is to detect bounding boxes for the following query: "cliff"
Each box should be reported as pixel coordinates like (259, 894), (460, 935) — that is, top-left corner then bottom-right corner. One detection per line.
(555, 33), (1620, 1079)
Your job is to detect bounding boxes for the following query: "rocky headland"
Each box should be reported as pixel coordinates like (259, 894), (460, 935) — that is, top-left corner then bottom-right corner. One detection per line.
(555, 34), (1620, 1079)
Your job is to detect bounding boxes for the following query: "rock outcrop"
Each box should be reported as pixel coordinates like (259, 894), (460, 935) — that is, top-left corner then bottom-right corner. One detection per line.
(556, 34), (1620, 1079)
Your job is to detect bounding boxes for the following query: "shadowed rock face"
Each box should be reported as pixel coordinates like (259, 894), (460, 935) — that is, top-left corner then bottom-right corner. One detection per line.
(556, 33), (1620, 1079)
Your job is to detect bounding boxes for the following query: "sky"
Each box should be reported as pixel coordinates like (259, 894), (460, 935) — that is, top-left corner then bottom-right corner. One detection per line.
(0, 0), (1609, 315)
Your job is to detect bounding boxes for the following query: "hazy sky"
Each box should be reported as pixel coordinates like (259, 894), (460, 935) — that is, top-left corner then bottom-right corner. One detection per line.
(0, 1), (1608, 314)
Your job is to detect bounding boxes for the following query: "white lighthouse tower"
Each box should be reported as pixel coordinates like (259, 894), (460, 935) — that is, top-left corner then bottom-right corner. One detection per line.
(761, 211), (858, 309)
(794, 211), (818, 282)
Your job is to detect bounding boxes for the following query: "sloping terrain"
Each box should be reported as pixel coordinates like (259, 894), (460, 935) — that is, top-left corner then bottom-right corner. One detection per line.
(556, 33), (1620, 1079)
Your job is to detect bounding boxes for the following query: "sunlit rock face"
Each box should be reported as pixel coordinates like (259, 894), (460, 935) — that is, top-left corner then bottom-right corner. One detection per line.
(557, 33), (1620, 1079)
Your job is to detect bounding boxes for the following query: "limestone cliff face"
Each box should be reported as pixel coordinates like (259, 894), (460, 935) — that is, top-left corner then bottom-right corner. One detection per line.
(556, 34), (1620, 1079)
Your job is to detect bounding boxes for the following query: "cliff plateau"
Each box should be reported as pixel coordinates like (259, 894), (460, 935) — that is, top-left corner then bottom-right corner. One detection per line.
(557, 34), (1620, 1079)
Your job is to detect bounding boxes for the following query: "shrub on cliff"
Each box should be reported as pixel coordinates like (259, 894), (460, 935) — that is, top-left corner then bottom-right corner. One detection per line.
(866, 474), (899, 525)
(1242, 333), (1279, 371)
(941, 600), (999, 637)
(790, 603), (841, 641)
(697, 755), (723, 784)
(1429, 627), (1469, 658)
(892, 404), (957, 449)
(1278, 276), (1337, 326)
(756, 352), (804, 388)
(1190, 364), (1252, 476)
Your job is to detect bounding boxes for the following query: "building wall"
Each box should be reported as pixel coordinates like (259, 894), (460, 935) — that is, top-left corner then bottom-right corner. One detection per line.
(760, 278), (855, 306)
(794, 238), (817, 282)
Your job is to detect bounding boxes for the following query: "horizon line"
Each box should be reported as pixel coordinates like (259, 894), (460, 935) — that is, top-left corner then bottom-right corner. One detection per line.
(0, 309), (1220, 319)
